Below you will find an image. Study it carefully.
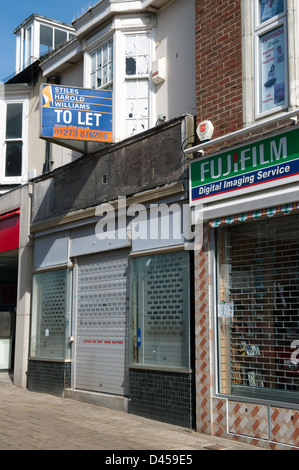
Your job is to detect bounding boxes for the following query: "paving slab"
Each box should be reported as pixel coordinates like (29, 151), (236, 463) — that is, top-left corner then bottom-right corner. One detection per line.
(0, 374), (262, 452)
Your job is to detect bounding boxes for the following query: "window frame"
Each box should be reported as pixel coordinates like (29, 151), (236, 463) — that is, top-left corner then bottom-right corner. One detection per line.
(124, 33), (151, 138)
(89, 39), (114, 91)
(0, 97), (28, 185)
(30, 267), (73, 361)
(129, 250), (191, 372)
(214, 214), (299, 406)
(254, 1), (288, 119)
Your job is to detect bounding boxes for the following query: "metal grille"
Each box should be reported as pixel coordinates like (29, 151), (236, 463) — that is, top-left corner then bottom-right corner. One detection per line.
(40, 270), (66, 336)
(30, 269), (69, 359)
(75, 251), (129, 395)
(133, 250), (190, 368)
(144, 251), (187, 337)
(217, 215), (299, 401)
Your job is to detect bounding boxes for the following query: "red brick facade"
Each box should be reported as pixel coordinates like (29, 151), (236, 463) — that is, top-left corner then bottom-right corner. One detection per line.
(195, 0), (243, 137)
(193, 0), (299, 450)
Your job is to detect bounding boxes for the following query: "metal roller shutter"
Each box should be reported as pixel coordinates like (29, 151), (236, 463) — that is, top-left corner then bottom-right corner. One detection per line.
(75, 250), (129, 395)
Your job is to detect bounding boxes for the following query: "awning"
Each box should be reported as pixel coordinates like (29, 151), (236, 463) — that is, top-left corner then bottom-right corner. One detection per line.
(0, 210), (20, 253)
(210, 202), (299, 228)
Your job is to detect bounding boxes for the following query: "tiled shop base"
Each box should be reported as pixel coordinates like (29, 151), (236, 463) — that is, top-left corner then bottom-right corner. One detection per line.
(210, 397), (299, 449)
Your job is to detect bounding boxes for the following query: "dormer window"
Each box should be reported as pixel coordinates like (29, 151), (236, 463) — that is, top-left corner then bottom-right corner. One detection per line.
(15, 15), (75, 74)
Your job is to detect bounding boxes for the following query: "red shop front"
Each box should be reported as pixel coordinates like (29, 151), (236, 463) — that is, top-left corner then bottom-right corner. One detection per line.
(0, 209), (19, 370)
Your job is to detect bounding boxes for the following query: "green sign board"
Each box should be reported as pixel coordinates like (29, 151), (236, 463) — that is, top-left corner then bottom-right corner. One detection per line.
(190, 126), (299, 205)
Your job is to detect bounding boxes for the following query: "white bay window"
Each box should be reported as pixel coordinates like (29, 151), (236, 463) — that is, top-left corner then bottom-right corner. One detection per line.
(125, 34), (150, 137)
(86, 15), (155, 141)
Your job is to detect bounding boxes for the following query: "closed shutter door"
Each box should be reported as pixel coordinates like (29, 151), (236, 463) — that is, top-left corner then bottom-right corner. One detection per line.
(75, 250), (129, 395)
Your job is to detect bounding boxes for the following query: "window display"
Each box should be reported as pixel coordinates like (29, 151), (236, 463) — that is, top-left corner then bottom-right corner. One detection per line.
(30, 268), (72, 360)
(260, 0), (285, 23)
(130, 250), (190, 369)
(217, 214), (299, 403)
(255, 0), (287, 116)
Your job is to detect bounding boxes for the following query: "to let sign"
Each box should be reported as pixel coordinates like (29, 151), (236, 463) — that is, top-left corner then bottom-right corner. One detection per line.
(41, 84), (113, 143)
(190, 126), (299, 205)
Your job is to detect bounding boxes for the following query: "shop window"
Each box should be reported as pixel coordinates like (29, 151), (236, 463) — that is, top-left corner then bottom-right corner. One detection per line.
(255, 0), (287, 117)
(30, 269), (72, 360)
(130, 250), (191, 369)
(216, 214), (299, 404)
(5, 103), (23, 177)
(90, 41), (113, 90)
(125, 34), (149, 137)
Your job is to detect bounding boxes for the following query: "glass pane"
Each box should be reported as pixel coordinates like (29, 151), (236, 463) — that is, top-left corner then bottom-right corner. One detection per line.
(91, 72), (96, 89)
(108, 62), (113, 82)
(126, 99), (136, 119)
(126, 81), (137, 99)
(40, 25), (53, 55)
(54, 29), (67, 48)
(103, 64), (108, 84)
(108, 41), (113, 61)
(97, 49), (102, 68)
(103, 44), (108, 65)
(126, 57), (136, 75)
(126, 120), (137, 136)
(260, 0), (284, 23)
(137, 55), (149, 75)
(30, 269), (72, 360)
(137, 120), (148, 133)
(138, 35), (149, 56)
(91, 53), (96, 73)
(259, 25), (286, 113)
(138, 79), (149, 97)
(130, 251), (190, 368)
(25, 27), (32, 65)
(217, 214), (299, 404)
(6, 103), (22, 139)
(5, 142), (22, 177)
(97, 70), (102, 88)
(126, 36), (137, 56)
(138, 98), (148, 118)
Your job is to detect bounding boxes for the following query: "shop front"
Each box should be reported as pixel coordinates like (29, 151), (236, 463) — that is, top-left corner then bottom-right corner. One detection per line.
(28, 115), (196, 427)
(189, 121), (299, 449)
(0, 210), (19, 373)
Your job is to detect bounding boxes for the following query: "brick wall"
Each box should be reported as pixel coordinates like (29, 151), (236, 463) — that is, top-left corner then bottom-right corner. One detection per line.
(195, 0), (243, 137)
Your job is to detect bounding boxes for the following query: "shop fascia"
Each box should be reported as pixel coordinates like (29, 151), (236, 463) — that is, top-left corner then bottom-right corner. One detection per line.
(190, 126), (299, 203)
(94, 196), (203, 249)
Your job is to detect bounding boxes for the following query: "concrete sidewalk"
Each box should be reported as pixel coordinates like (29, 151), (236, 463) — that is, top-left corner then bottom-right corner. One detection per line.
(0, 373), (261, 451)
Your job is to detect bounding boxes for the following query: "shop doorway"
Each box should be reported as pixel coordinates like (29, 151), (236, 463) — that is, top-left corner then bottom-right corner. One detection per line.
(0, 250), (18, 375)
(74, 250), (130, 396)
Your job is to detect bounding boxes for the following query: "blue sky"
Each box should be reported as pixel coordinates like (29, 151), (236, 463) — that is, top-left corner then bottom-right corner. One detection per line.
(0, 0), (97, 81)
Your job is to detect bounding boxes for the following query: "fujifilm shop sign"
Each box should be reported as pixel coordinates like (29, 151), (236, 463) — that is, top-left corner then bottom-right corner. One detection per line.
(190, 127), (299, 205)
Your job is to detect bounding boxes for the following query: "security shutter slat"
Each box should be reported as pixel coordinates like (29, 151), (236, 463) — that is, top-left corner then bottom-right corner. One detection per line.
(75, 250), (129, 395)
(217, 215), (299, 401)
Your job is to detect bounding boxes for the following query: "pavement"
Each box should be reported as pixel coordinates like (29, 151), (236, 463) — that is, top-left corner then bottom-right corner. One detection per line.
(0, 372), (262, 452)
